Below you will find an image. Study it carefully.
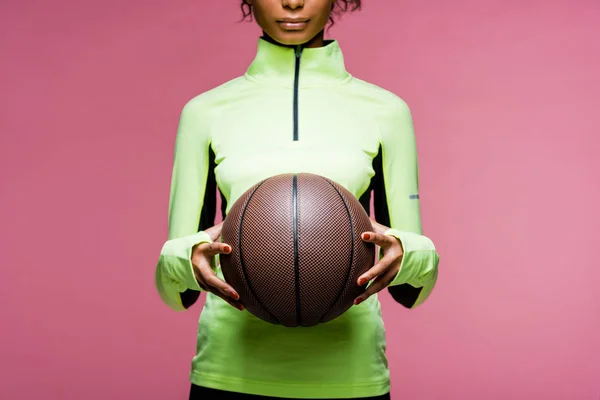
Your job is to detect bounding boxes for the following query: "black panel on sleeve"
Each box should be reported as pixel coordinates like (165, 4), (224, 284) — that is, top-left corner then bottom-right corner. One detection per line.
(181, 145), (219, 309)
(362, 145), (423, 309)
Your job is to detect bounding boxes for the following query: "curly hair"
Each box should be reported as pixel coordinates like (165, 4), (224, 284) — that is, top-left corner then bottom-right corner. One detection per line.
(240, 1), (361, 26)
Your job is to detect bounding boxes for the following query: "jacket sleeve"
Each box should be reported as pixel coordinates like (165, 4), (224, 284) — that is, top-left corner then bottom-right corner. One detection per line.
(373, 99), (439, 309)
(155, 98), (216, 311)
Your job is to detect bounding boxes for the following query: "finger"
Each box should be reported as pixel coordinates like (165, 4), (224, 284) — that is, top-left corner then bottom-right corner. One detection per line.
(191, 257), (211, 291)
(356, 259), (391, 286)
(194, 262), (243, 310)
(196, 256), (240, 301)
(194, 268), (209, 291)
(354, 267), (398, 305)
(200, 242), (232, 258)
(207, 288), (245, 311)
(361, 232), (393, 248)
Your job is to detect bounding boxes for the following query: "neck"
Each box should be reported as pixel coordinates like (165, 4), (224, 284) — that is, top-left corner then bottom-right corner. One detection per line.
(261, 30), (326, 49)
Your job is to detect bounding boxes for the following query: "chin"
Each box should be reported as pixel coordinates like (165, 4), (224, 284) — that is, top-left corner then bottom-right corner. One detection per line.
(276, 38), (306, 46)
(268, 29), (317, 47)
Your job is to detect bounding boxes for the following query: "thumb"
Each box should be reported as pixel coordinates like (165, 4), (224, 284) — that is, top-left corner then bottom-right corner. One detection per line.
(205, 221), (224, 242)
(370, 219), (389, 235)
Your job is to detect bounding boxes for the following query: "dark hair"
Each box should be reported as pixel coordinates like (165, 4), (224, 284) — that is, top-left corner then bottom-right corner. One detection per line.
(240, 1), (361, 27)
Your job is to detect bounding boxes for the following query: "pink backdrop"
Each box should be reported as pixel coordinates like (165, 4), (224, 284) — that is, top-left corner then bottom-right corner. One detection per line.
(1, 1), (599, 399)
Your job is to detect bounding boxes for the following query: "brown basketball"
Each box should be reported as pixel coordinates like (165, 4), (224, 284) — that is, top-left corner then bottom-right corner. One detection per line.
(220, 173), (375, 327)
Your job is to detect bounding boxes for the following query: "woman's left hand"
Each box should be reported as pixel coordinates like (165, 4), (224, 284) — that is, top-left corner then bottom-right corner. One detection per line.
(354, 220), (404, 305)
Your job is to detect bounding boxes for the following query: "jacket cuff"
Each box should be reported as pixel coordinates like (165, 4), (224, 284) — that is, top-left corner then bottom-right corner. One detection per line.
(383, 229), (438, 287)
(159, 231), (213, 292)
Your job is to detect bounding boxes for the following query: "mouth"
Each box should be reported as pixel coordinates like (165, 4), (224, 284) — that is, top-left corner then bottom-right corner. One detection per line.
(276, 18), (310, 31)
(277, 18), (310, 23)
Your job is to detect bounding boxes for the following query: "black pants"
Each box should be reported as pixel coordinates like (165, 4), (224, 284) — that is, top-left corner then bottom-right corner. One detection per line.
(190, 385), (391, 400)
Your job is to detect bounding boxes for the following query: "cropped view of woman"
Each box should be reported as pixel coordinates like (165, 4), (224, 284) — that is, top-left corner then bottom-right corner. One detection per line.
(155, 1), (440, 399)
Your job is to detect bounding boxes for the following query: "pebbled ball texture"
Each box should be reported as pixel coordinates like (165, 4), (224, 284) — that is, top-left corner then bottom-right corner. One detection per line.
(220, 173), (375, 327)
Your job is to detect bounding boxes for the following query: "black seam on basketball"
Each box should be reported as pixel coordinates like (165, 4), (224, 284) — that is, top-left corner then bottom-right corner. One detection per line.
(238, 180), (280, 324)
(319, 177), (355, 323)
(293, 174), (301, 326)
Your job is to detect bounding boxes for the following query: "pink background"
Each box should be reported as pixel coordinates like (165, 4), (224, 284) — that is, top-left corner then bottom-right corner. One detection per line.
(1, 0), (599, 399)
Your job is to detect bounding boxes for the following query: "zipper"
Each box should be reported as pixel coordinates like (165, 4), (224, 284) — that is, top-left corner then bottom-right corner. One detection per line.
(293, 45), (302, 141)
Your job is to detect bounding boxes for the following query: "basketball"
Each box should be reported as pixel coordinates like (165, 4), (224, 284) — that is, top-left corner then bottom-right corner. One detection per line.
(220, 173), (375, 327)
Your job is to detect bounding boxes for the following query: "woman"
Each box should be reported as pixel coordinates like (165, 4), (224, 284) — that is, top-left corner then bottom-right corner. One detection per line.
(155, 1), (440, 399)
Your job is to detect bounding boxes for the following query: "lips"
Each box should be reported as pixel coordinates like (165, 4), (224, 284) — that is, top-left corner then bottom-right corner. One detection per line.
(277, 18), (310, 23)
(276, 18), (310, 31)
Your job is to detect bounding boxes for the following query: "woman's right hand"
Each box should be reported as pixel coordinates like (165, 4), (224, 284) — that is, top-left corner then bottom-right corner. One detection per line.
(191, 222), (244, 311)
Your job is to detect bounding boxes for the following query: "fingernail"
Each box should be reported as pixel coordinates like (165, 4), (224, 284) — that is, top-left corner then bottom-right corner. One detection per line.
(224, 245), (231, 253)
(358, 277), (367, 286)
(354, 297), (364, 306)
(237, 304), (244, 311)
(363, 233), (371, 240)
(229, 290), (240, 300)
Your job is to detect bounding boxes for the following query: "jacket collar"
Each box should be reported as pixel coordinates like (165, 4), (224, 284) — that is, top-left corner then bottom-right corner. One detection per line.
(245, 37), (351, 87)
